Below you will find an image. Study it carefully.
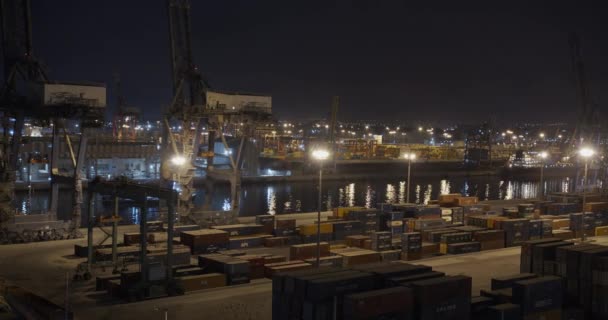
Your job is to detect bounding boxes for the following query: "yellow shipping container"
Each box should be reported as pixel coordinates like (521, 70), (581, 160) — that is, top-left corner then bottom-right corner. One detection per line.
(334, 206), (366, 218)
(299, 223), (333, 235)
(487, 216), (508, 229)
(596, 226), (608, 237)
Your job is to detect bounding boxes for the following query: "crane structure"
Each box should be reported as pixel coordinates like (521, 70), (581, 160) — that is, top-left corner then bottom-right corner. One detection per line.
(0, 0), (106, 240)
(162, 0), (273, 223)
(569, 33), (600, 149)
(112, 73), (140, 141)
(567, 34), (608, 195)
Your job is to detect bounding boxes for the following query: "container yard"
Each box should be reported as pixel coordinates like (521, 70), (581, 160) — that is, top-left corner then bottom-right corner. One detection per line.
(2, 0), (608, 319)
(1, 193), (608, 319)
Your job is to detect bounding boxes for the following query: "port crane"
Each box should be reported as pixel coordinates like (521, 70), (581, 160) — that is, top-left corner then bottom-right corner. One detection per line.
(112, 73), (140, 141)
(569, 34), (600, 149)
(0, 0), (105, 241)
(163, 0), (273, 224)
(566, 34), (606, 193)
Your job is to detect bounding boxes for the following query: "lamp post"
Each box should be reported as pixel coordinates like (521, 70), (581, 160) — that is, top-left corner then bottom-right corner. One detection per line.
(538, 151), (548, 200)
(403, 153), (416, 203)
(578, 147), (595, 242)
(170, 154), (186, 211)
(311, 148), (330, 267)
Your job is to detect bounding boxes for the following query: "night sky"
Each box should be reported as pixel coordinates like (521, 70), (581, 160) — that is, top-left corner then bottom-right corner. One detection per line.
(23, 1), (608, 123)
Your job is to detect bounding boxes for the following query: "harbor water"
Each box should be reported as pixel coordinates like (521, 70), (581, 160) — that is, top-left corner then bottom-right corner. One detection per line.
(14, 175), (583, 224)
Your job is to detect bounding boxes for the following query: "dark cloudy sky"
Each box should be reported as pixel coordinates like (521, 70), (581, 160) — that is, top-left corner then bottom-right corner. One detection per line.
(24, 1), (608, 123)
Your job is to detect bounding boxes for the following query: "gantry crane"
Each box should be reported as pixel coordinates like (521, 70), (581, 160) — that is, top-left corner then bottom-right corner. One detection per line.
(567, 34), (607, 194)
(162, 0), (273, 224)
(0, 0), (105, 240)
(569, 33), (600, 149)
(112, 73), (140, 141)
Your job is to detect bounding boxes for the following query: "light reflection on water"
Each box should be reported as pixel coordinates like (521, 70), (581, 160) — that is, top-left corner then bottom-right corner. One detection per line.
(266, 186), (276, 215)
(15, 176), (581, 220)
(398, 181), (406, 203)
(386, 184), (397, 203)
(440, 179), (450, 195)
(423, 184), (432, 205)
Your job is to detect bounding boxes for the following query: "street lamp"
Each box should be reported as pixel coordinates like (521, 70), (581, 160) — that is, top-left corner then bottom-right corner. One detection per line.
(403, 152), (416, 203)
(170, 155), (186, 166)
(579, 147), (595, 241)
(311, 148), (330, 267)
(538, 152), (548, 200)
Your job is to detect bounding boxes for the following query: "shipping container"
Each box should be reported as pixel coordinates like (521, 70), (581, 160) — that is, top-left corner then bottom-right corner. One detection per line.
(338, 250), (382, 266)
(255, 215), (275, 234)
(178, 273), (226, 292)
(512, 276), (563, 314)
(343, 287), (414, 320)
(180, 229), (229, 254)
(446, 242), (481, 254)
(532, 241), (573, 275)
(500, 219), (531, 247)
(401, 232), (422, 254)
(289, 242), (330, 260)
(385, 270), (445, 287)
(486, 303), (521, 320)
(228, 235), (267, 249)
(470, 296), (495, 320)
(264, 236), (288, 247)
(380, 250), (401, 262)
(491, 273), (537, 290)
(480, 288), (513, 304)
(411, 276), (472, 320)
(276, 219), (296, 229)
(520, 238), (562, 273)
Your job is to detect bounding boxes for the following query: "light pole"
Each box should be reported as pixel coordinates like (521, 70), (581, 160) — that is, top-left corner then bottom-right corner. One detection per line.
(170, 155), (186, 210)
(403, 153), (416, 203)
(311, 148), (330, 267)
(538, 151), (548, 200)
(578, 147), (595, 241)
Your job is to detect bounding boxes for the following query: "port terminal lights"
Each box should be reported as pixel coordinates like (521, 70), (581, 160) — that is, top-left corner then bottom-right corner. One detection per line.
(538, 152), (548, 200)
(311, 148), (330, 267)
(403, 153), (416, 204)
(579, 147), (595, 242)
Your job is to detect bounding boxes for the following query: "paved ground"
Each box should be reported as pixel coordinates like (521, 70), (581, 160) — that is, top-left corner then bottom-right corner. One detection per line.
(0, 199), (605, 319)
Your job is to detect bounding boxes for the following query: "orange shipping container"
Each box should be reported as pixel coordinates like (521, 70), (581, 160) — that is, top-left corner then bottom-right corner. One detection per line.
(438, 193), (462, 204)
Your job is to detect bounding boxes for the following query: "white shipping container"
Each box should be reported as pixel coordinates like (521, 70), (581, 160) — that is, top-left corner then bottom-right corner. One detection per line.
(28, 82), (106, 108)
(206, 90), (271, 113)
